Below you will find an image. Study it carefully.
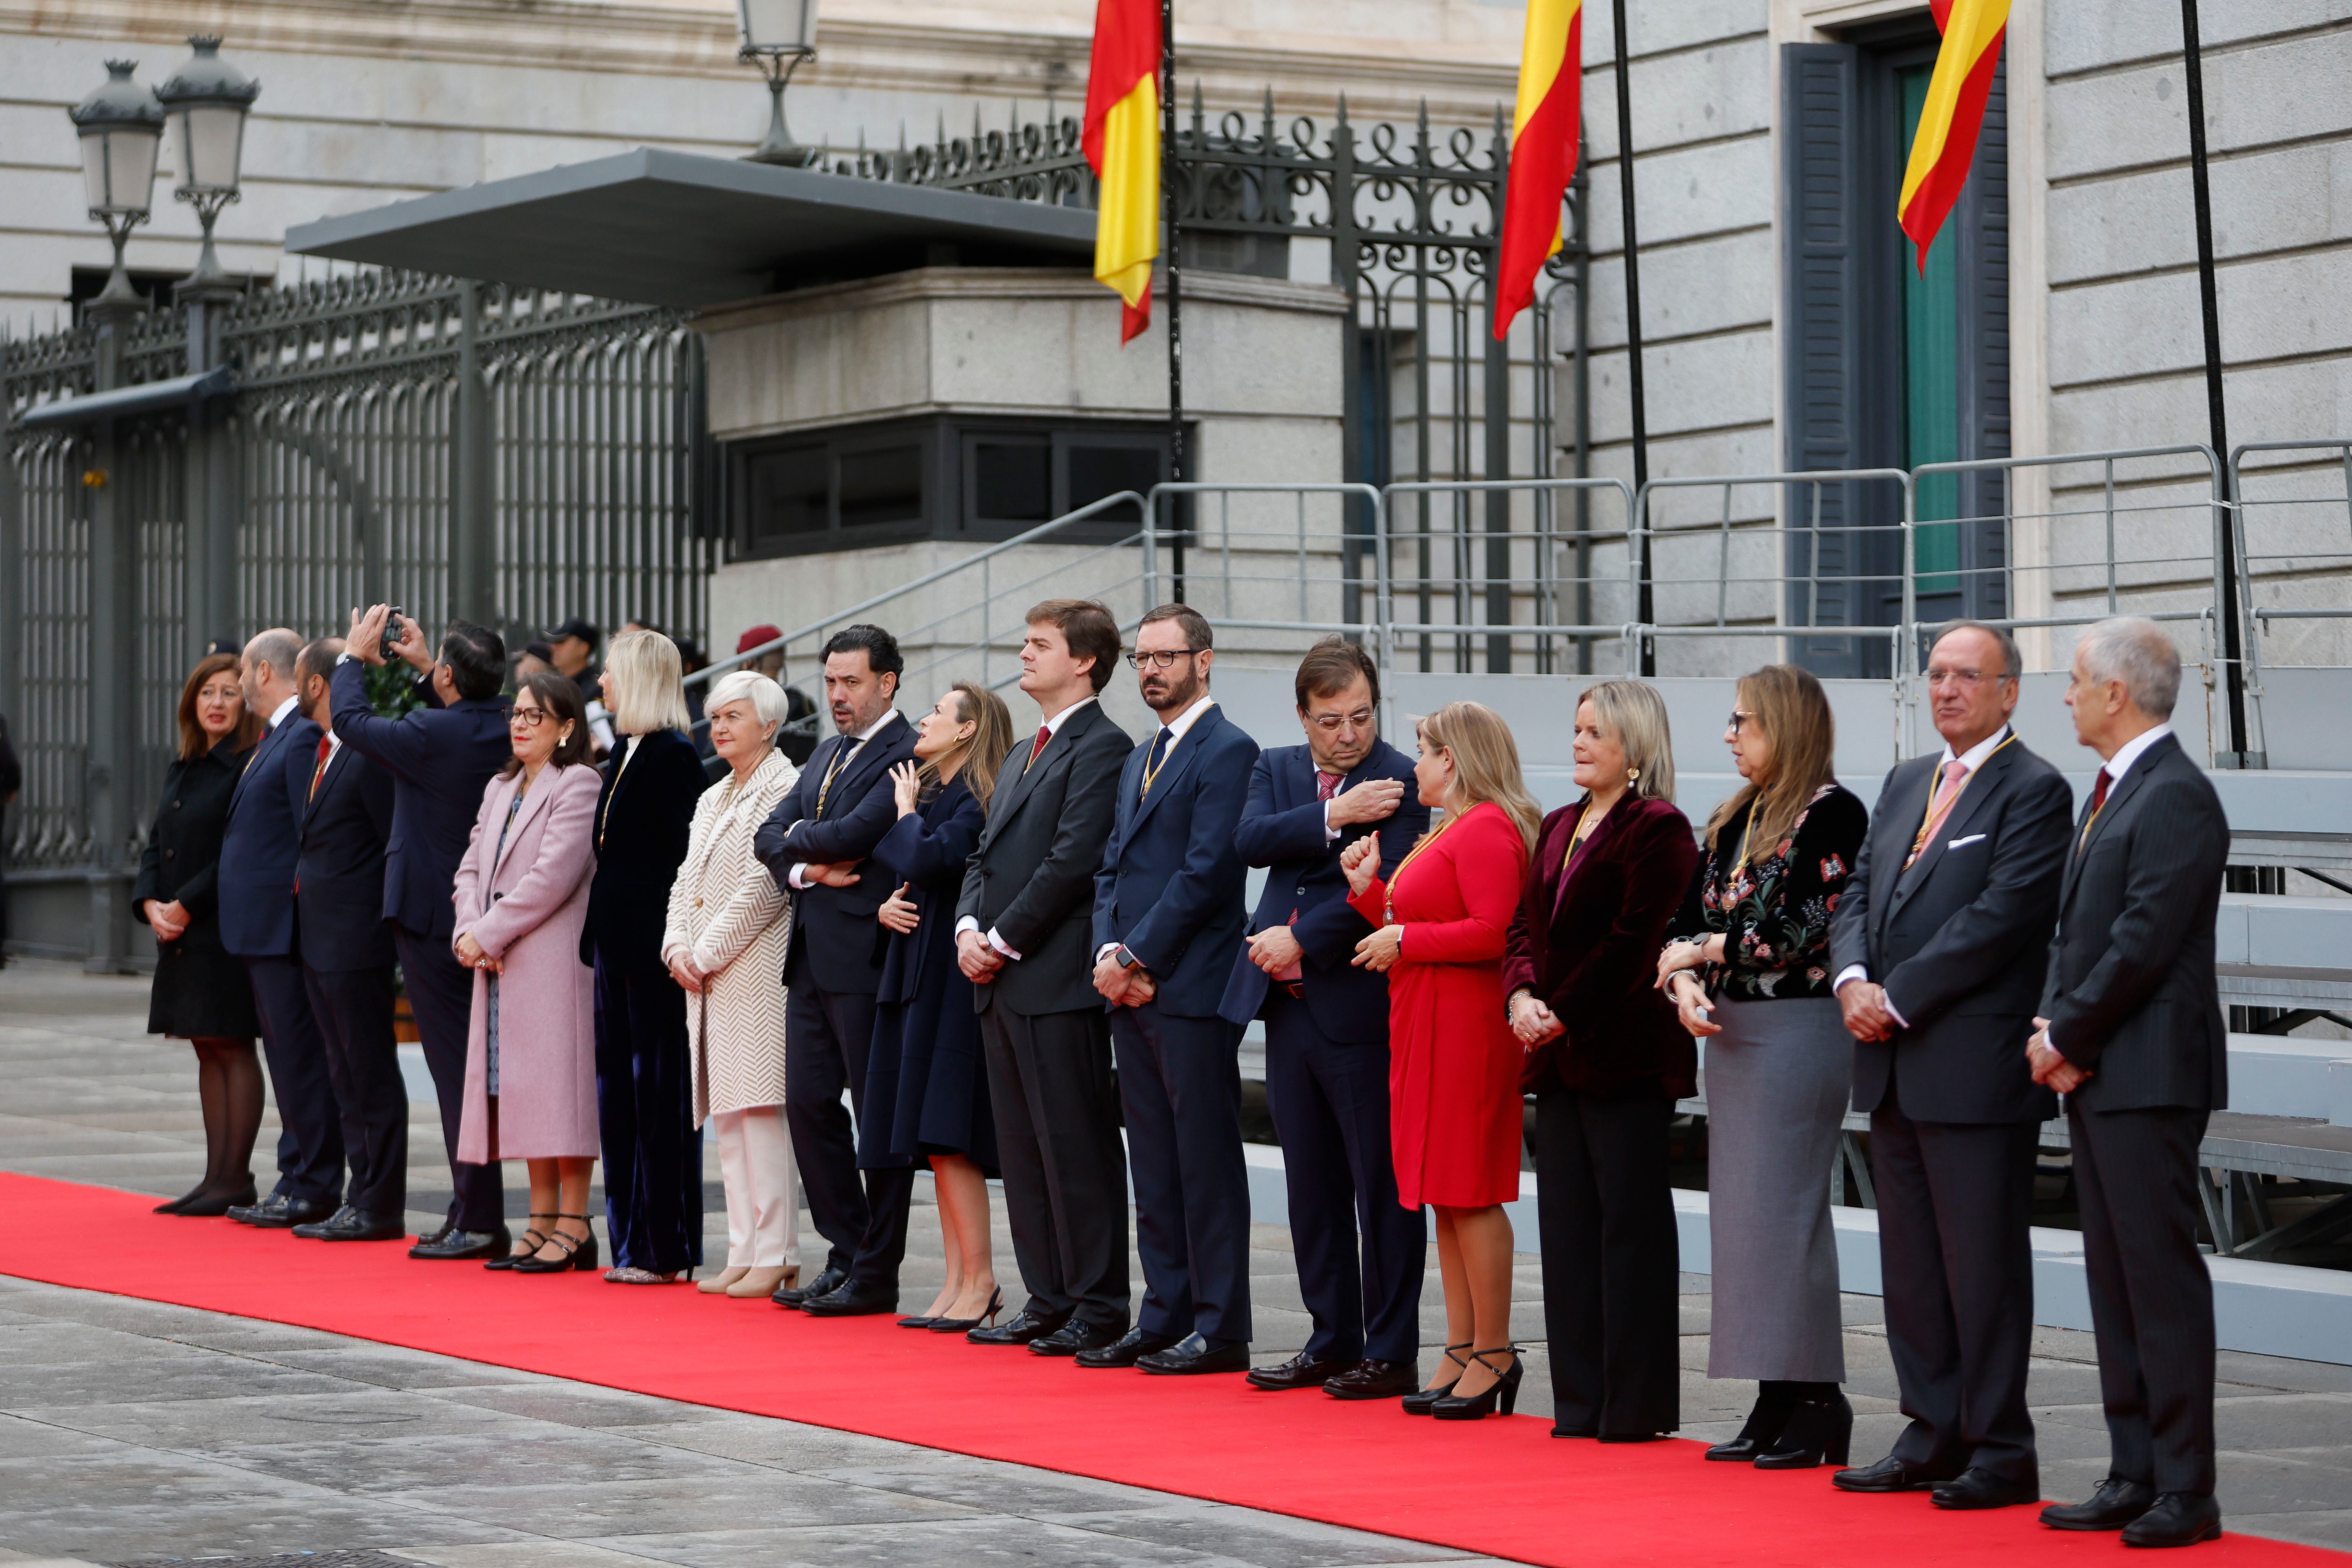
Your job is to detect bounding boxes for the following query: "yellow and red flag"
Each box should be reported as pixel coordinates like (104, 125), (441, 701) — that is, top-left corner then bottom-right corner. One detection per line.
(1493, 0), (1584, 340)
(1899, 0), (2009, 272)
(1083, 0), (1162, 343)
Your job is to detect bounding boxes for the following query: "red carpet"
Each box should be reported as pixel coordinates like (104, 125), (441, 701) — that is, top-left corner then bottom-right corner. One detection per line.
(0, 1172), (2337, 1568)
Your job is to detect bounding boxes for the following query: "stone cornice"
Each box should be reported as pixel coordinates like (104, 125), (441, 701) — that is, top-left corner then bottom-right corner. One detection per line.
(693, 264), (1349, 334)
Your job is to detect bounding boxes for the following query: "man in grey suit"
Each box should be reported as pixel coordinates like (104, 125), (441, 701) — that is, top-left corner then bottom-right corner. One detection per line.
(2029, 617), (2229, 1548)
(1827, 621), (2074, 1510)
(955, 600), (1134, 1356)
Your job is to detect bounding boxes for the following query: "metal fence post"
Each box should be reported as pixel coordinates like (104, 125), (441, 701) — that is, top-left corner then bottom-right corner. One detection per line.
(451, 282), (496, 630)
(83, 304), (138, 974)
(183, 287), (239, 656)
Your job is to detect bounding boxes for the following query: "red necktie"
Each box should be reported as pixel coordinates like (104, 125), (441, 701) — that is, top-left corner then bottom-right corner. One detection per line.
(2078, 769), (2112, 854)
(307, 735), (332, 800)
(1030, 725), (1051, 763)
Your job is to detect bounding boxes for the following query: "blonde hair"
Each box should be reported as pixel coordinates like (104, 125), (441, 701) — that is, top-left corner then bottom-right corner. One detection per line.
(1706, 663), (1836, 856)
(1417, 700), (1542, 856)
(1576, 679), (1675, 802)
(604, 629), (693, 735)
(940, 682), (1017, 810)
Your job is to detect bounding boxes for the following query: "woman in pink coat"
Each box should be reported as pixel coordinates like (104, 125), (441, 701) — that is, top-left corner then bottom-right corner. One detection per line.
(452, 671), (604, 1274)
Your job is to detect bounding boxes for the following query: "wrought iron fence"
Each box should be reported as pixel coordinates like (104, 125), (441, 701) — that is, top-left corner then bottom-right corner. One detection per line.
(0, 271), (718, 908)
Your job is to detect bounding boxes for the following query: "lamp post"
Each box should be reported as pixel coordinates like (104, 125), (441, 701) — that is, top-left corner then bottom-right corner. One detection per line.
(737, 0), (820, 167)
(68, 61), (163, 315)
(154, 35), (259, 300)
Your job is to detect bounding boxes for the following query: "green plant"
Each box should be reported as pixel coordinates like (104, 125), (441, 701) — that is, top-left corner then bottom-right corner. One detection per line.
(366, 659), (427, 719)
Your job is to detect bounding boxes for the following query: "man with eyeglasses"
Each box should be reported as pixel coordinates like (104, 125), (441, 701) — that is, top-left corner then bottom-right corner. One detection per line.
(332, 604), (517, 1261)
(1220, 636), (1429, 1400)
(1085, 604), (1261, 1374)
(1826, 619), (2074, 1511)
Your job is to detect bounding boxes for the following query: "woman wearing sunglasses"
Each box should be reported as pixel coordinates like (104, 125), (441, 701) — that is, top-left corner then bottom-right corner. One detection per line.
(1658, 664), (1867, 1470)
(452, 672), (604, 1274)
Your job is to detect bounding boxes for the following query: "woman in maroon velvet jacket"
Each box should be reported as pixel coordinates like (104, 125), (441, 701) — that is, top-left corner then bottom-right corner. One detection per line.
(1503, 679), (1698, 1443)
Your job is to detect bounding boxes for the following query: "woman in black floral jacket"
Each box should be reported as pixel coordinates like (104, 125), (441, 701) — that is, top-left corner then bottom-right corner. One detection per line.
(1660, 664), (1868, 1473)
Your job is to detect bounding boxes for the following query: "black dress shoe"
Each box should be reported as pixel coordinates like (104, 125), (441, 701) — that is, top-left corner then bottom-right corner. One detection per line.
(229, 1193), (338, 1229)
(2120, 1492), (2221, 1548)
(1076, 1326), (1178, 1368)
(798, 1283), (899, 1317)
(1138, 1333), (1251, 1376)
(968, 1310), (1070, 1346)
(1323, 1359), (1419, 1400)
(169, 1180), (256, 1218)
(295, 1205), (405, 1240)
(408, 1225), (512, 1261)
(1246, 1351), (1350, 1391)
(1753, 1392), (1851, 1469)
(1707, 1384), (1799, 1461)
(1832, 1455), (1953, 1493)
(774, 1265), (848, 1307)
(1026, 1318), (1117, 1356)
(1932, 1466), (2040, 1510)
(2040, 1477), (2159, 1532)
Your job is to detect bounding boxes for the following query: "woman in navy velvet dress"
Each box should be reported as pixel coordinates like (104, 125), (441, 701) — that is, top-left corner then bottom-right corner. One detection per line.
(861, 680), (1017, 1333)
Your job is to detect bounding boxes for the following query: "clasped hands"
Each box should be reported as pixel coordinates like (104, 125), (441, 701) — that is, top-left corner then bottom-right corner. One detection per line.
(142, 898), (190, 943)
(1654, 934), (1724, 1038)
(453, 930), (502, 975)
(1092, 948), (1157, 1008)
(1836, 979), (1900, 1043)
(2025, 1016), (2090, 1093)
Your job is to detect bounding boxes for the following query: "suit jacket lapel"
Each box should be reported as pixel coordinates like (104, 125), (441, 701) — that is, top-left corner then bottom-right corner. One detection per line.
(1871, 757), (1936, 936)
(299, 744), (341, 831)
(1129, 707), (1214, 835)
(492, 768), (558, 880)
(229, 721), (283, 821)
(2059, 734), (2171, 908)
(990, 702), (1086, 840)
(1891, 741), (2021, 915)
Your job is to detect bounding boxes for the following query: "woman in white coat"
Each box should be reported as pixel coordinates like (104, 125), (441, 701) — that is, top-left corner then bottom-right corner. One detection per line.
(665, 668), (803, 1299)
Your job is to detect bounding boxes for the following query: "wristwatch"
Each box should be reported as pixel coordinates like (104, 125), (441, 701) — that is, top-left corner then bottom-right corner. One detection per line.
(1114, 945), (1146, 973)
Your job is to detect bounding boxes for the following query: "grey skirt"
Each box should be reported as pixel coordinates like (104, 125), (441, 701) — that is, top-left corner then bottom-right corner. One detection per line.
(1703, 993), (1851, 1382)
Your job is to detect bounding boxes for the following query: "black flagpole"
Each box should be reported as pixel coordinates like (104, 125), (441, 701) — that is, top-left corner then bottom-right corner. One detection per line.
(2181, 0), (2249, 761)
(1611, 0), (1652, 673)
(1162, 0), (1186, 604)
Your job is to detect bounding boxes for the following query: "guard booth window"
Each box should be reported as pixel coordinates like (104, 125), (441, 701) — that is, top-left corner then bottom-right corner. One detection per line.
(1782, 27), (2009, 674)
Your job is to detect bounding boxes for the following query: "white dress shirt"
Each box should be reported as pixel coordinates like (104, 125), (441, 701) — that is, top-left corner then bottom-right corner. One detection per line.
(787, 708), (903, 890)
(1833, 723), (2014, 1023)
(955, 694), (1098, 959)
(267, 694), (301, 731)
(2042, 722), (2174, 1057)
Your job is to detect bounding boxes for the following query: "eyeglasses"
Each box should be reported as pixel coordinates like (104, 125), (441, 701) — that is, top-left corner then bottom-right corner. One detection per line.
(1125, 649), (1201, 670)
(1727, 709), (1754, 734)
(1926, 666), (2007, 687)
(504, 706), (551, 729)
(1307, 708), (1375, 733)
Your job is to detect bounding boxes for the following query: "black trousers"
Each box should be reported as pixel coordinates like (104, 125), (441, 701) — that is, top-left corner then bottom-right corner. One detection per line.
(393, 924), (506, 1232)
(594, 961), (703, 1274)
(2071, 1100), (2217, 1495)
(785, 945), (913, 1292)
(979, 996), (1130, 1329)
(1871, 1094), (2041, 1483)
(302, 962), (407, 1217)
(1533, 1086), (1681, 1435)
(1264, 992), (1423, 1364)
(1112, 1001), (1252, 1345)
(243, 953), (344, 1205)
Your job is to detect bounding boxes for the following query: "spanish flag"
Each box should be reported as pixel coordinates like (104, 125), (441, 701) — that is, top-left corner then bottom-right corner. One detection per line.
(1083, 0), (1162, 344)
(1493, 0), (1583, 340)
(1899, 0), (2009, 273)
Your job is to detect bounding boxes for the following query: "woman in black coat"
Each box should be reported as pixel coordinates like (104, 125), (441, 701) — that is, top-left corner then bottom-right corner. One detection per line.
(135, 652), (264, 1216)
(861, 681), (1015, 1332)
(585, 631), (713, 1283)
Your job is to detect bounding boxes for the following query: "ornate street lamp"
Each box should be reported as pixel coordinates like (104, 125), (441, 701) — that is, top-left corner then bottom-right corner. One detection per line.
(68, 61), (164, 312)
(155, 35), (260, 297)
(737, 0), (820, 167)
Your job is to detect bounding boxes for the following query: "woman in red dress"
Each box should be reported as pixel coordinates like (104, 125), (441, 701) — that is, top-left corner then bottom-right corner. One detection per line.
(1342, 700), (1541, 1419)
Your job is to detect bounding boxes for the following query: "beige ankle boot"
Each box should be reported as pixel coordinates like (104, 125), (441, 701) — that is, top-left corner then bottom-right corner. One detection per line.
(729, 1263), (796, 1298)
(698, 1265), (750, 1295)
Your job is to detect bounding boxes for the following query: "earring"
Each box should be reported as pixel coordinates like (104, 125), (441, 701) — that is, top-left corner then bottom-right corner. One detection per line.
(1627, 767), (1640, 785)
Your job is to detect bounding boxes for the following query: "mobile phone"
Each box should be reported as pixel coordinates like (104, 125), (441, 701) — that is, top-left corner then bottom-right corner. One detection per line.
(381, 607), (406, 661)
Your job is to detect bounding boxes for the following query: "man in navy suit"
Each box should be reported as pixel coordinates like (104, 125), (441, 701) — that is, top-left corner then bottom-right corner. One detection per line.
(285, 637), (408, 1243)
(754, 624), (920, 1316)
(332, 604), (514, 1260)
(1086, 604), (1261, 1375)
(220, 628), (344, 1230)
(1222, 637), (1428, 1398)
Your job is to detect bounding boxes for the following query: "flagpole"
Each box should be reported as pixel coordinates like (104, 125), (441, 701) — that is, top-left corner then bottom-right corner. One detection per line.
(1162, 0), (1186, 605)
(1610, 0), (1652, 674)
(2180, 0), (2249, 761)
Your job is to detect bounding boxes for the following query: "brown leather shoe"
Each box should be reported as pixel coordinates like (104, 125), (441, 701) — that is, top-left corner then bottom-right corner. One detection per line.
(1322, 1358), (1419, 1400)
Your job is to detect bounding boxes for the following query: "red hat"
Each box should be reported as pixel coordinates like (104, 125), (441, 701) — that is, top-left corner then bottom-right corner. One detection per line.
(735, 624), (783, 655)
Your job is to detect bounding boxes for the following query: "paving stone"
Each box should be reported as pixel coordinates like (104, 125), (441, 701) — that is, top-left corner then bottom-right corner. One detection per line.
(1036, 1502), (1489, 1566)
(424, 1385), (719, 1430)
(572, 1516), (1254, 1568)
(395, 1472), (978, 1539)
(802, 1459), (1168, 1516)
(14, 1388), (541, 1448)
(247, 1349), (546, 1393)
(0, 1357), (359, 1410)
(210, 1428), (751, 1495)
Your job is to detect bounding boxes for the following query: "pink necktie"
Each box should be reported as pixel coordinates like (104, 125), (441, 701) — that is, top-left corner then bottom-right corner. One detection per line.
(1904, 759), (1970, 871)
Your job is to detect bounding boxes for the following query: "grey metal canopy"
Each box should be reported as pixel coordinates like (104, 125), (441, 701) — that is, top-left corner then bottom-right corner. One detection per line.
(283, 147), (1099, 309)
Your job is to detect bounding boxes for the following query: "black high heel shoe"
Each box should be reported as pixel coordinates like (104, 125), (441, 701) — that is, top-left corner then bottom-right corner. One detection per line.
(1707, 1383), (1799, 1461)
(513, 1215), (600, 1274)
(929, 1286), (1004, 1332)
(485, 1220), (553, 1271)
(1431, 1347), (1524, 1421)
(172, 1179), (257, 1218)
(1753, 1391), (1853, 1470)
(897, 1313), (941, 1329)
(1402, 1344), (1472, 1416)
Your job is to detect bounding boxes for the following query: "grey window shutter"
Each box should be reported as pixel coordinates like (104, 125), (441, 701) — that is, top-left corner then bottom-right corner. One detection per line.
(1955, 54), (2010, 622)
(1780, 43), (1876, 676)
